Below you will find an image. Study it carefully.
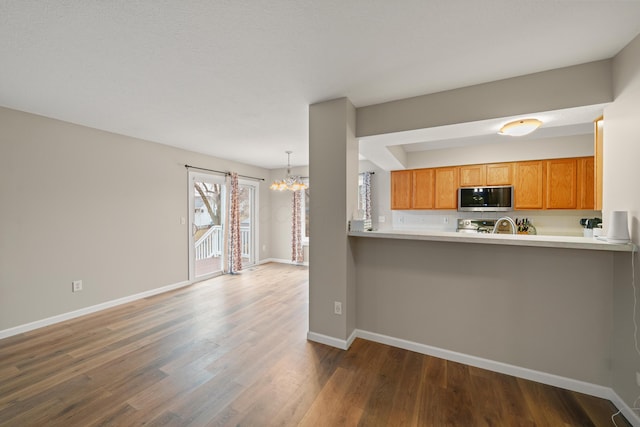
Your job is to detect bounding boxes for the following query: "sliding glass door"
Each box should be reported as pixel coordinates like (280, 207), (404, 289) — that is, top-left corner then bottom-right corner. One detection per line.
(188, 172), (258, 281)
(190, 172), (225, 280)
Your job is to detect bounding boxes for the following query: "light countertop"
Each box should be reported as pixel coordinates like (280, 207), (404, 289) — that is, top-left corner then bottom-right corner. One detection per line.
(348, 229), (636, 252)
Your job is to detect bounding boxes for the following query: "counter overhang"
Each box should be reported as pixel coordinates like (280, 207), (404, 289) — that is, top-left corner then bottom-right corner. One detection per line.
(348, 229), (635, 252)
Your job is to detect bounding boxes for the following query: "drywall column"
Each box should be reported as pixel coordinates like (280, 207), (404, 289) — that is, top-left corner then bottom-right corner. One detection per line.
(308, 98), (358, 347)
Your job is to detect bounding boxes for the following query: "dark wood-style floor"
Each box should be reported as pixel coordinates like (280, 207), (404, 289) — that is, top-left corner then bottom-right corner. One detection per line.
(0, 263), (631, 426)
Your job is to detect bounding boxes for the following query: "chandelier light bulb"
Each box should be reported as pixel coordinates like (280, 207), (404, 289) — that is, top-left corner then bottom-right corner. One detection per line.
(270, 151), (308, 192)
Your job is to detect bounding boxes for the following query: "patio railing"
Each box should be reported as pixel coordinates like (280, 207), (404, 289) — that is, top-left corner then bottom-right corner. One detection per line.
(195, 225), (251, 260)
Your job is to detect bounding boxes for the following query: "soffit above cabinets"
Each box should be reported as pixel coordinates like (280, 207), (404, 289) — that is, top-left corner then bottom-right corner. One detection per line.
(358, 104), (606, 171)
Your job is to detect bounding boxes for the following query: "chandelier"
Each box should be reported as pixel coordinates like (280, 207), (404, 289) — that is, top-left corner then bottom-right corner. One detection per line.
(270, 151), (308, 191)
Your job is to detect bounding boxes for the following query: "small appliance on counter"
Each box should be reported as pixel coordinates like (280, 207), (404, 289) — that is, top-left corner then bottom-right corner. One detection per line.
(349, 219), (372, 232)
(580, 217), (602, 238)
(606, 211), (630, 243)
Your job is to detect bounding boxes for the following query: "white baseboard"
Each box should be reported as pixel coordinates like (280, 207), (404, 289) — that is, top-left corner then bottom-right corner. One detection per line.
(309, 327), (640, 422)
(608, 389), (640, 427)
(356, 329), (611, 399)
(346, 329), (357, 348)
(307, 330), (356, 350)
(4, 278), (638, 425)
(0, 280), (191, 340)
(259, 257), (308, 266)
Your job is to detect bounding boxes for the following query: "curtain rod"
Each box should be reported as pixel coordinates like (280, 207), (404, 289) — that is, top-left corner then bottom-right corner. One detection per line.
(359, 171), (376, 174)
(184, 164), (265, 181)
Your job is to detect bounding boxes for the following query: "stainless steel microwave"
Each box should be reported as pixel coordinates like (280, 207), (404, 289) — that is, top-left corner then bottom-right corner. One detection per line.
(458, 186), (513, 212)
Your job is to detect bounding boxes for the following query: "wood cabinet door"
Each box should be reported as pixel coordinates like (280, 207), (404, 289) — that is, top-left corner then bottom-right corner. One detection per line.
(486, 163), (513, 186)
(412, 169), (434, 209)
(577, 157), (595, 210)
(545, 158), (577, 209)
(391, 170), (412, 210)
(434, 167), (458, 209)
(459, 165), (485, 187)
(514, 161), (544, 209)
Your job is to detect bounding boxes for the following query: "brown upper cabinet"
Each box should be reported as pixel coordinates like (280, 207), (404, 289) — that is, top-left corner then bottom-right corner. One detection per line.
(486, 163), (513, 185)
(514, 161), (545, 209)
(412, 169), (435, 209)
(460, 163), (513, 187)
(459, 164), (485, 187)
(434, 167), (459, 209)
(577, 156), (595, 210)
(545, 158), (577, 209)
(390, 170), (412, 210)
(391, 156), (594, 211)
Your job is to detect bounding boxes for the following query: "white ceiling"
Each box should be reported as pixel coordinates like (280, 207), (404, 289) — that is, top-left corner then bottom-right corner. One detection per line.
(1, 1), (640, 169)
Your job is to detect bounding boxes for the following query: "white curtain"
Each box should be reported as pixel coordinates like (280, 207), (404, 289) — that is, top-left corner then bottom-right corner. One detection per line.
(362, 172), (372, 221)
(291, 190), (304, 264)
(224, 172), (242, 273)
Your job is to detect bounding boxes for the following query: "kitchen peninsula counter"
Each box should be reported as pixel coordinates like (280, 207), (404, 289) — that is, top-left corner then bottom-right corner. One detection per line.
(348, 229), (635, 252)
(349, 228), (633, 393)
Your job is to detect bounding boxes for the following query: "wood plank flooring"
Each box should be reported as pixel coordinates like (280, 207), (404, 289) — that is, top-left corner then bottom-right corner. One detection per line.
(0, 263), (631, 426)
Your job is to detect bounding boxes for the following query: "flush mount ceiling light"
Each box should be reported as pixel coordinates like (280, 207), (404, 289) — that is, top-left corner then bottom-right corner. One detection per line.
(270, 151), (308, 191)
(498, 118), (542, 136)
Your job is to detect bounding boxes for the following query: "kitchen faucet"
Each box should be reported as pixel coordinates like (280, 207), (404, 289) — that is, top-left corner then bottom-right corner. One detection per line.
(492, 216), (517, 234)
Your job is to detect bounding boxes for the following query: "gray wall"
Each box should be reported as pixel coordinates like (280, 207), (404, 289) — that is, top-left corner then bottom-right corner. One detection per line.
(353, 238), (613, 386)
(606, 32), (640, 412)
(0, 107), (271, 331)
(405, 133), (594, 169)
(357, 60), (612, 137)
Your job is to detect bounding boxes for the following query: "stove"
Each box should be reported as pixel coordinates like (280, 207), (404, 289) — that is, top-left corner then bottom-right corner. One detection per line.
(457, 218), (518, 234)
(456, 219), (496, 233)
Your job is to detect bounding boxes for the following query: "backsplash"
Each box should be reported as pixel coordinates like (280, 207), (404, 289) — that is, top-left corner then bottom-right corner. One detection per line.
(390, 210), (601, 236)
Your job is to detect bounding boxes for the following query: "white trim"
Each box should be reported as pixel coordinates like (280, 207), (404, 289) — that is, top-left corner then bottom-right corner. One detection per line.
(356, 329), (611, 399)
(238, 177), (259, 267)
(191, 271), (223, 282)
(309, 327), (640, 421)
(259, 257), (309, 267)
(608, 390), (640, 427)
(3, 282), (639, 424)
(0, 280), (191, 340)
(346, 329), (357, 348)
(307, 330), (355, 350)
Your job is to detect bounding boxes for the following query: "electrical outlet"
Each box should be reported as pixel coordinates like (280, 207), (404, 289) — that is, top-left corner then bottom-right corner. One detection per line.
(443, 216), (449, 224)
(636, 371), (640, 387)
(72, 280), (83, 293)
(334, 301), (342, 315)
(378, 216), (386, 223)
